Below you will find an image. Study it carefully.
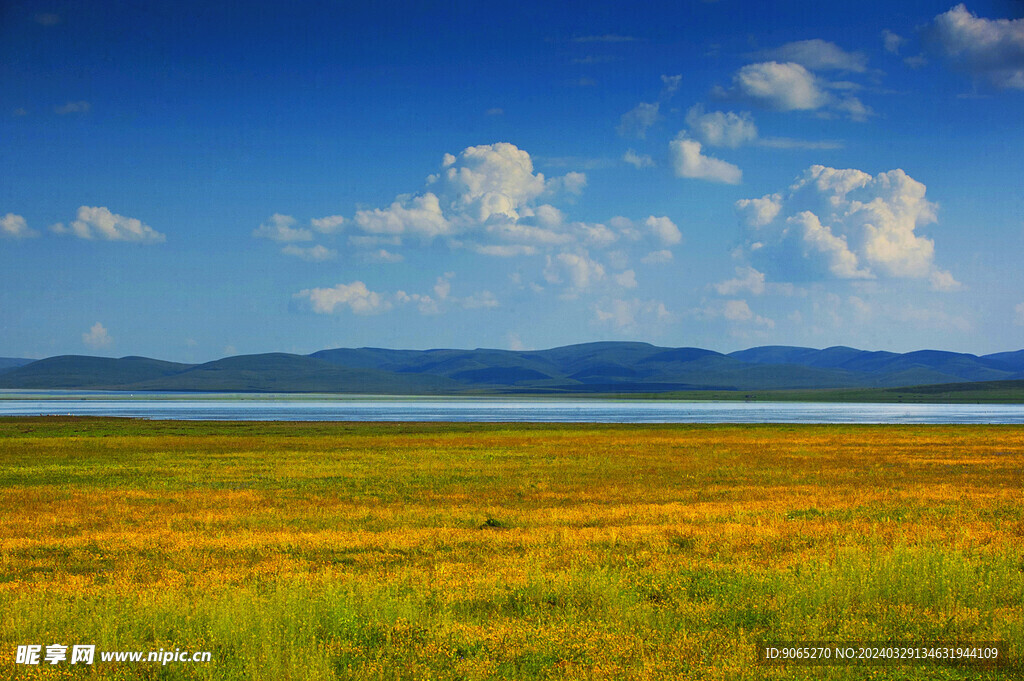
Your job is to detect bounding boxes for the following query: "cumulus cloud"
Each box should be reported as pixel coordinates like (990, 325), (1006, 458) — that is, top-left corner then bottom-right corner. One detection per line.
(594, 297), (671, 331)
(645, 216), (682, 245)
(548, 171), (587, 195)
(544, 251), (606, 291)
(55, 206), (166, 243)
(669, 134), (742, 184)
(354, 193), (451, 238)
(296, 281), (391, 315)
(363, 248), (404, 263)
(253, 214), (312, 242)
(82, 322), (112, 350)
(623, 149), (655, 168)
(282, 244), (336, 261)
(439, 143), (550, 221)
(718, 61), (872, 120)
(727, 61), (827, 111)
(735, 194), (782, 227)
(685, 105), (758, 148)
(310, 215), (345, 233)
(733, 165), (959, 288)
(296, 274), (496, 316)
(926, 3), (1024, 89)
(714, 266), (766, 295)
(788, 211), (873, 279)
(698, 300), (775, 328)
(759, 39), (868, 72)
(1, 213), (37, 238)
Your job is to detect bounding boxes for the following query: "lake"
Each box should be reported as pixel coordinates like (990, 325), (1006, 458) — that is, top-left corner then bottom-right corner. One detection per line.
(1, 392), (1024, 423)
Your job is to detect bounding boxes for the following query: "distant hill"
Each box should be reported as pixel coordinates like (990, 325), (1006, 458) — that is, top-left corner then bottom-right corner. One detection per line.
(1, 343), (1022, 395)
(0, 355), (192, 388)
(0, 357), (33, 374)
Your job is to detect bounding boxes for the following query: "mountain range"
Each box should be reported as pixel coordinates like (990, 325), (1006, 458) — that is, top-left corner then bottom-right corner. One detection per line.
(2, 343), (1024, 394)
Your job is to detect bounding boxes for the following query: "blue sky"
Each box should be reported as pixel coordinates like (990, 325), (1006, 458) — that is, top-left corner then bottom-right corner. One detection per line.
(2, 0), (1023, 361)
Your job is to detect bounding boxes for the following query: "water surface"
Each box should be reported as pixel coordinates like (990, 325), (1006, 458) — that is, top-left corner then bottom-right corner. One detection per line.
(1, 392), (1022, 423)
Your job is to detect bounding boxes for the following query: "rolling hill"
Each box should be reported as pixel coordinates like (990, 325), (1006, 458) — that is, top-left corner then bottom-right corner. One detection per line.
(0, 343), (1022, 395)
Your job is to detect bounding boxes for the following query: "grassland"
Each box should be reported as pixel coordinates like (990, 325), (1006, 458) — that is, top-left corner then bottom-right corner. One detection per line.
(1, 417), (1021, 679)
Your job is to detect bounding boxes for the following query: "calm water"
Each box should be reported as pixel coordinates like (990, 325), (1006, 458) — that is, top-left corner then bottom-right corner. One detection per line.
(1, 392), (1023, 423)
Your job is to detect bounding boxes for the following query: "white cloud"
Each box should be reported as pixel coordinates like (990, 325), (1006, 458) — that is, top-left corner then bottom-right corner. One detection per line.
(439, 142), (549, 222)
(720, 61), (872, 120)
(459, 290), (500, 309)
(253, 214), (312, 242)
(644, 215), (682, 246)
(281, 244), (336, 261)
(617, 102), (660, 139)
(55, 101), (90, 115)
(274, 142), (671, 269)
(759, 39), (868, 72)
(82, 322), (112, 350)
(354, 192), (451, 238)
(547, 171), (587, 196)
(363, 248), (404, 263)
(310, 215), (345, 233)
(533, 204), (564, 228)
(735, 165), (959, 288)
(61, 206), (166, 243)
(544, 252), (606, 291)
(571, 222), (618, 248)
(789, 211), (873, 279)
(714, 266), (766, 295)
(685, 105), (758, 148)
(296, 281), (391, 315)
(1, 213), (37, 238)
(669, 134), (742, 184)
(394, 290), (439, 315)
(594, 297), (671, 331)
(723, 299), (754, 321)
(433, 273), (453, 301)
(882, 30), (905, 55)
(698, 299), (775, 328)
(623, 149), (655, 168)
(928, 269), (962, 292)
(296, 274), (497, 317)
(613, 269), (638, 288)
(729, 61), (827, 111)
(927, 4), (1024, 89)
(641, 249), (673, 264)
(735, 194), (782, 227)
(1015, 302), (1024, 326)
(473, 244), (538, 257)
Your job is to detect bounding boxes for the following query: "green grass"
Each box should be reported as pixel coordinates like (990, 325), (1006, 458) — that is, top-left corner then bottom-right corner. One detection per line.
(0, 417), (1021, 679)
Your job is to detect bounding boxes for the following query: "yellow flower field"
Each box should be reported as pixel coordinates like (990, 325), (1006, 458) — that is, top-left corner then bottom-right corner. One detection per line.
(0, 418), (1021, 679)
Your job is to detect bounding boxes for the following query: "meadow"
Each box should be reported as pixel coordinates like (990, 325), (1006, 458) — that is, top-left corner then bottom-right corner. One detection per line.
(0, 417), (1021, 679)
